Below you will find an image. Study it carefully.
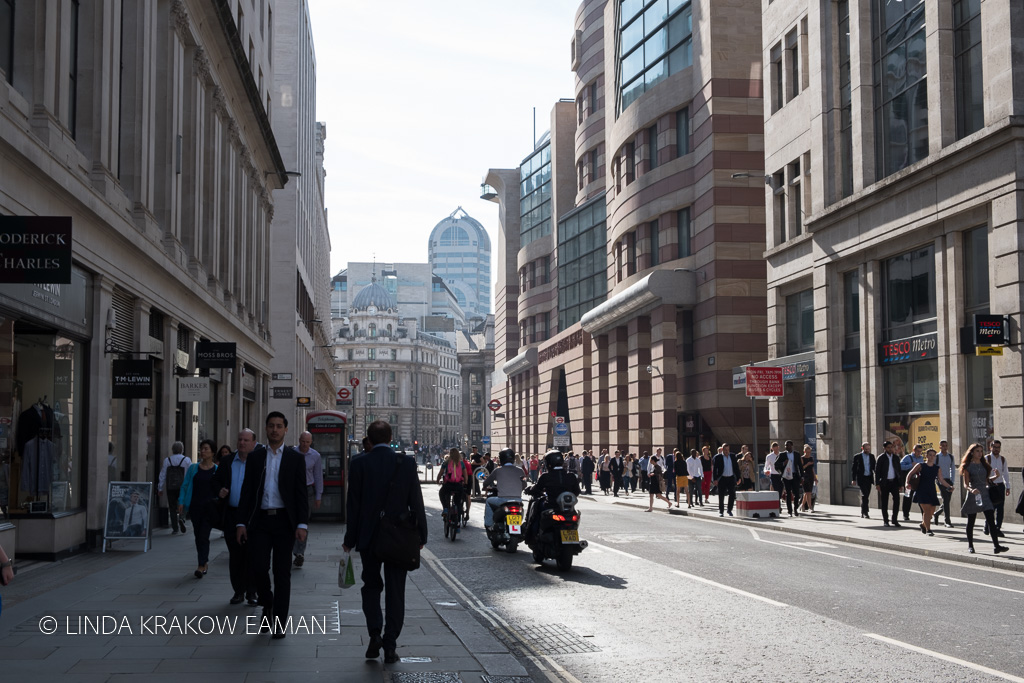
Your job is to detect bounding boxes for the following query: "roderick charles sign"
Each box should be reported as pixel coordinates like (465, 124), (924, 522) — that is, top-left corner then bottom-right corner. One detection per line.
(0, 216), (73, 284)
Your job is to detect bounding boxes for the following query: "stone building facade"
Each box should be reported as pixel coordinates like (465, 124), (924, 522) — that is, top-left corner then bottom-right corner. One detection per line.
(761, 0), (1024, 506)
(0, 0), (287, 557)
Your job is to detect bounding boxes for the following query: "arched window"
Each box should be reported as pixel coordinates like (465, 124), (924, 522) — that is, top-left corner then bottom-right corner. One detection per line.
(369, 323), (377, 337)
(387, 324), (393, 336)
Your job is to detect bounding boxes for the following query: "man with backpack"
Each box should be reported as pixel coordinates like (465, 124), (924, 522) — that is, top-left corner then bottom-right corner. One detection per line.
(159, 441), (190, 534)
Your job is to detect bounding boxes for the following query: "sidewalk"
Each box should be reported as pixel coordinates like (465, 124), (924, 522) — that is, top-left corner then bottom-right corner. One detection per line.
(582, 487), (1024, 572)
(0, 519), (528, 683)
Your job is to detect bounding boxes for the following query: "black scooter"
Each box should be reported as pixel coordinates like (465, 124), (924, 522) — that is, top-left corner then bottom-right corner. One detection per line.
(484, 487), (524, 554)
(523, 490), (587, 571)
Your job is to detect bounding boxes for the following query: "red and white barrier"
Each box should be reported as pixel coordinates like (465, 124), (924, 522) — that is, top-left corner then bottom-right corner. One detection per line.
(736, 491), (780, 519)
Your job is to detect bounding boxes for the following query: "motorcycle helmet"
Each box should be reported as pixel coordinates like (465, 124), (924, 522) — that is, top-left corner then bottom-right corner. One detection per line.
(544, 449), (564, 470)
(498, 448), (515, 465)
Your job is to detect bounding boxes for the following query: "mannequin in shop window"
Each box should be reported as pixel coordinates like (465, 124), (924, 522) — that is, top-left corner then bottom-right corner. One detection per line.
(17, 397), (57, 499)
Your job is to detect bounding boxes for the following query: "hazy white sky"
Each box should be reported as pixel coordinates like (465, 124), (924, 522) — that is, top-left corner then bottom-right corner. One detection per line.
(307, 1), (579, 277)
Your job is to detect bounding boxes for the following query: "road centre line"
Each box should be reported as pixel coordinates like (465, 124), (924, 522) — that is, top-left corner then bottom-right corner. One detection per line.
(863, 633), (1024, 682)
(422, 548), (583, 683)
(747, 529), (1024, 594)
(671, 569), (789, 607)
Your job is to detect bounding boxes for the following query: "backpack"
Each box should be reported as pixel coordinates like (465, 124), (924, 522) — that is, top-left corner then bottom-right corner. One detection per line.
(166, 455), (188, 491)
(444, 460), (470, 484)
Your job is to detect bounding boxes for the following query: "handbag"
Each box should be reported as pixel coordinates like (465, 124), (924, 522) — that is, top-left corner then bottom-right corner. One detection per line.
(907, 471), (920, 491)
(371, 455), (421, 571)
(1014, 489), (1024, 516)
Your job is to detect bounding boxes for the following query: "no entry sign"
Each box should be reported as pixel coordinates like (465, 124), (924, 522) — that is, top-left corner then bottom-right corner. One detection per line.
(745, 367), (784, 397)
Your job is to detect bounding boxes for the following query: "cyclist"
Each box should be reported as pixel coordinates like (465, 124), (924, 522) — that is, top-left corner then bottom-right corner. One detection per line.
(482, 448), (526, 530)
(437, 447), (472, 524)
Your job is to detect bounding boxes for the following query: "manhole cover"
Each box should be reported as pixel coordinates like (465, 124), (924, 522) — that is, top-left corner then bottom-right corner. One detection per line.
(490, 623), (601, 656)
(389, 674), (462, 683)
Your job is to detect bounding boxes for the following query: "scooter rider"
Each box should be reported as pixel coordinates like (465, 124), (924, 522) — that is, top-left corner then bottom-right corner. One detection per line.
(524, 450), (582, 540)
(482, 448), (527, 529)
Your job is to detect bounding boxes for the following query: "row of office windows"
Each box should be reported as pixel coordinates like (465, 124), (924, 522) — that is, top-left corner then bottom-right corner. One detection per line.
(618, 0), (693, 113)
(611, 207), (692, 284)
(611, 108), (689, 192)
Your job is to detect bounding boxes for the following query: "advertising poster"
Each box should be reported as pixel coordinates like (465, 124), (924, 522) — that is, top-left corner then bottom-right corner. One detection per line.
(104, 482), (153, 545)
(909, 414), (941, 451)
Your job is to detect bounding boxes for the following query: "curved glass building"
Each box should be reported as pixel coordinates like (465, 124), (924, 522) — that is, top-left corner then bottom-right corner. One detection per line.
(428, 208), (492, 320)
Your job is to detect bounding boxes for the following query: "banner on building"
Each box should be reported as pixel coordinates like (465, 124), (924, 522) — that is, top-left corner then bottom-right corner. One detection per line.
(112, 359), (154, 399)
(195, 342), (237, 368)
(0, 216), (73, 284)
(177, 376), (210, 402)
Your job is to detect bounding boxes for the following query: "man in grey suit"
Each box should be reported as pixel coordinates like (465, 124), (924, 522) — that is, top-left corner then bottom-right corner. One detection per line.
(343, 420), (427, 664)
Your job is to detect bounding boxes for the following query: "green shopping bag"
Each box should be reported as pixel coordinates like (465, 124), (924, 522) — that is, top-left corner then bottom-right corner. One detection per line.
(338, 552), (356, 589)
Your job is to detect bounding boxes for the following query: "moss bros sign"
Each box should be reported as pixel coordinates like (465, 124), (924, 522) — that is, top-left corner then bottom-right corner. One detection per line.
(195, 341), (237, 368)
(0, 216), (73, 283)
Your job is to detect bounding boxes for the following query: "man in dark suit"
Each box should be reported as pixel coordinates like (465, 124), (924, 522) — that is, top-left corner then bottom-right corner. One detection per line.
(580, 451), (595, 495)
(610, 450), (625, 497)
(236, 412), (309, 639)
(713, 443), (741, 517)
(851, 442), (876, 519)
(215, 429), (258, 605)
(778, 440), (803, 516)
(343, 420), (427, 664)
(874, 440), (903, 527)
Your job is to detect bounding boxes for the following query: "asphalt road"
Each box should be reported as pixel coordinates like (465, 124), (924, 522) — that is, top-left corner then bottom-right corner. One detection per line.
(421, 485), (1024, 682)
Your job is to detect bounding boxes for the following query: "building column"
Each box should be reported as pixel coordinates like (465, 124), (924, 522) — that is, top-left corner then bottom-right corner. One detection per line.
(627, 316), (652, 453)
(87, 277), (116, 537)
(990, 191), (1024, 466)
(650, 305), (678, 452)
(590, 334), (609, 452)
(607, 327), (629, 450)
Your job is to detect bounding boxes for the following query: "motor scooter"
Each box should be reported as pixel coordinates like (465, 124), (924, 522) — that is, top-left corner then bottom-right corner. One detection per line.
(523, 490), (587, 570)
(483, 486), (524, 554)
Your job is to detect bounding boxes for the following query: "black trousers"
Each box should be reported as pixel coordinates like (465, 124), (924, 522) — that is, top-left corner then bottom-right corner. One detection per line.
(782, 478), (801, 514)
(249, 510), (296, 622)
(717, 475), (736, 514)
(878, 480), (900, 523)
(612, 473), (623, 495)
(224, 507), (253, 596)
(856, 476), (874, 515)
(937, 484), (953, 524)
(901, 477), (914, 518)
(989, 483), (1006, 530)
(189, 502), (213, 566)
(360, 552), (409, 650)
(582, 473), (593, 495)
(770, 474), (784, 510)
(967, 509), (1000, 548)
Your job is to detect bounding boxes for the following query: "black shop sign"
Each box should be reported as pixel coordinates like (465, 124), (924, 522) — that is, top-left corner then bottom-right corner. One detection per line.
(879, 332), (938, 365)
(195, 342), (237, 368)
(112, 359), (154, 399)
(973, 315), (1007, 346)
(0, 216), (73, 284)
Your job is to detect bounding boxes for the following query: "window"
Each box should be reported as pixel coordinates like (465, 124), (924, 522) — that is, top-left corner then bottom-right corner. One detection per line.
(367, 348), (376, 360)
(789, 159), (802, 237)
(773, 170), (787, 242)
(650, 219), (659, 267)
(648, 124), (658, 170)
(369, 323), (377, 337)
(577, 95), (584, 124)
(347, 349), (353, 360)
(786, 28), (800, 101)
(389, 371), (396, 382)
(366, 390), (376, 406)
(770, 43), (783, 113)
(677, 207), (691, 258)
(625, 143), (636, 183)
(627, 230), (638, 276)
(676, 108), (689, 157)
(837, 0), (853, 198)
(963, 226), (989, 310)
(786, 289), (814, 354)
(367, 371), (376, 382)
(873, 0), (927, 178)
(389, 389), (396, 405)
(1, 0), (12, 84)
(954, 0), (983, 139)
(267, 6), (272, 65)
(390, 349), (397, 360)
(589, 81), (598, 116)
(589, 149), (598, 183)
(618, 0), (692, 112)
(558, 198), (608, 329)
(883, 244), (936, 340)
(68, 0), (80, 137)
(844, 270), (860, 349)
(519, 142), (552, 248)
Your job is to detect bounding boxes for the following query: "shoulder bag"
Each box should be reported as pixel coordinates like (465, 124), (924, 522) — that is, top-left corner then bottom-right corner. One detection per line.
(371, 454), (421, 571)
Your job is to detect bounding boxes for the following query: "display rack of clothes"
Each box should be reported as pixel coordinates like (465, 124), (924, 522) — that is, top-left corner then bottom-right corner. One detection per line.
(17, 398), (58, 499)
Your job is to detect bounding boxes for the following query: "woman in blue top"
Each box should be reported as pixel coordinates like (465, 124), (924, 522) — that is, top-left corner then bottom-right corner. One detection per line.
(178, 439), (219, 578)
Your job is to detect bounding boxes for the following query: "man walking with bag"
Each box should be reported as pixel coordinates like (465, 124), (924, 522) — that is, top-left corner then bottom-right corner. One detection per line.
(344, 420), (427, 664)
(159, 441), (190, 534)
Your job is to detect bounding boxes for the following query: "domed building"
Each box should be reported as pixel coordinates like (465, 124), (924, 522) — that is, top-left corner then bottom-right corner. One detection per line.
(428, 207), (492, 320)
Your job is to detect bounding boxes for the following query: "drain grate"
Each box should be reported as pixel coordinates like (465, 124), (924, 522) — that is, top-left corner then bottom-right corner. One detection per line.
(389, 674), (462, 683)
(489, 623), (601, 656)
(481, 677), (534, 683)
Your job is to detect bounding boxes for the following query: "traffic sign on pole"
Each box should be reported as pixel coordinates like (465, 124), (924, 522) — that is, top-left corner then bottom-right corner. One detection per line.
(350, 377), (360, 387)
(745, 367), (784, 397)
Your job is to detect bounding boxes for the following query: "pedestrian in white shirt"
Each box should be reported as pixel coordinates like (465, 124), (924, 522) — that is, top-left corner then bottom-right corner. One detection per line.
(985, 439), (1010, 537)
(685, 449), (703, 507)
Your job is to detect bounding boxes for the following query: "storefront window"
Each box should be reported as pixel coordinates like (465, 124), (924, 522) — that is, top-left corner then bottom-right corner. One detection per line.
(845, 371), (862, 474)
(884, 359), (940, 453)
(1, 326), (85, 513)
(786, 289), (814, 354)
(965, 354), (992, 445)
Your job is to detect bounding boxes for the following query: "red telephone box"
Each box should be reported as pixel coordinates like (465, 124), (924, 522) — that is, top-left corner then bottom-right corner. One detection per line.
(306, 411), (348, 520)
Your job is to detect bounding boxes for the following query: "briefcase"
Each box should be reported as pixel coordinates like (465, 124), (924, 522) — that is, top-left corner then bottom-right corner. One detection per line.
(372, 512), (420, 571)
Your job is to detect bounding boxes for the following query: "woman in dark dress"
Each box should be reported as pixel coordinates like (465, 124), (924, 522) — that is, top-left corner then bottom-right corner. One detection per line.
(178, 439), (219, 578)
(646, 455), (672, 512)
(907, 448), (951, 536)
(799, 445), (817, 512)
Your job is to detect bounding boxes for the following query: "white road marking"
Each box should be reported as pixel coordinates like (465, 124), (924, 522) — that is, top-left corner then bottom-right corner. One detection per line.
(863, 633), (1024, 682)
(670, 569), (789, 607)
(899, 567), (1024, 595)
(422, 547), (583, 683)
(585, 541), (642, 560)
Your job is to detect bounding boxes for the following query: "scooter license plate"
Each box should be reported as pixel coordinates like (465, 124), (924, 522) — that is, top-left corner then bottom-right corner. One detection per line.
(507, 515), (522, 526)
(560, 530), (580, 544)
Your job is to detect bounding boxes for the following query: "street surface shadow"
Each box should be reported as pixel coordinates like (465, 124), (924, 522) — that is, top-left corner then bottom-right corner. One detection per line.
(531, 564), (628, 589)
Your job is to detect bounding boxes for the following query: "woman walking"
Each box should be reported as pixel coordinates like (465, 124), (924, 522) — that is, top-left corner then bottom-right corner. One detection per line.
(621, 454), (633, 497)
(177, 439), (219, 579)
(960, 443), (1009, 555)
(906, 448), (951, 536)
(799, 445), (817, 512)
(646, 455), (673, 511)
(737, 445), (756, 491)
(700, 446), (714, 502)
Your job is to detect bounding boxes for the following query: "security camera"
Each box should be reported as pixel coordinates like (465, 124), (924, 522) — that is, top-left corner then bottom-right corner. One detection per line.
(646, 365), (653, 374)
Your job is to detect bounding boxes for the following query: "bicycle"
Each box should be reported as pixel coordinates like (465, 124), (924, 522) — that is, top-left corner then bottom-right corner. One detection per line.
(443, 488), (467, 541)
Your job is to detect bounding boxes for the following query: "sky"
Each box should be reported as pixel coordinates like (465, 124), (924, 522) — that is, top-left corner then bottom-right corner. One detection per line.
(307, 1), (580, 278)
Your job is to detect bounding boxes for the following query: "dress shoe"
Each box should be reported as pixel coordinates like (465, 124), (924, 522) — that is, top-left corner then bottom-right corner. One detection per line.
(892, 521), (902, 528)
(271, 631), (286, 640)
(944, 523), (954, 528)
(260, 607), (273, 634)
(294, 554), (304, 567)
(994, 545), (1010, 554)
(384, 649), (399, 664)
(246, 593), (258, 606)
(365, 633), (384, 659)
(194, 569), (204, 579)
(967, 546), (975, 554)
(179, 520), (187, 534)
(883, 521), (890, 527)
(230, 592), (245, 605)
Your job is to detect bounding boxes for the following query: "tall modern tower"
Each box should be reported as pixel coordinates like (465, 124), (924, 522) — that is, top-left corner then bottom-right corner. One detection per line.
(428, 208), (492, 320)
